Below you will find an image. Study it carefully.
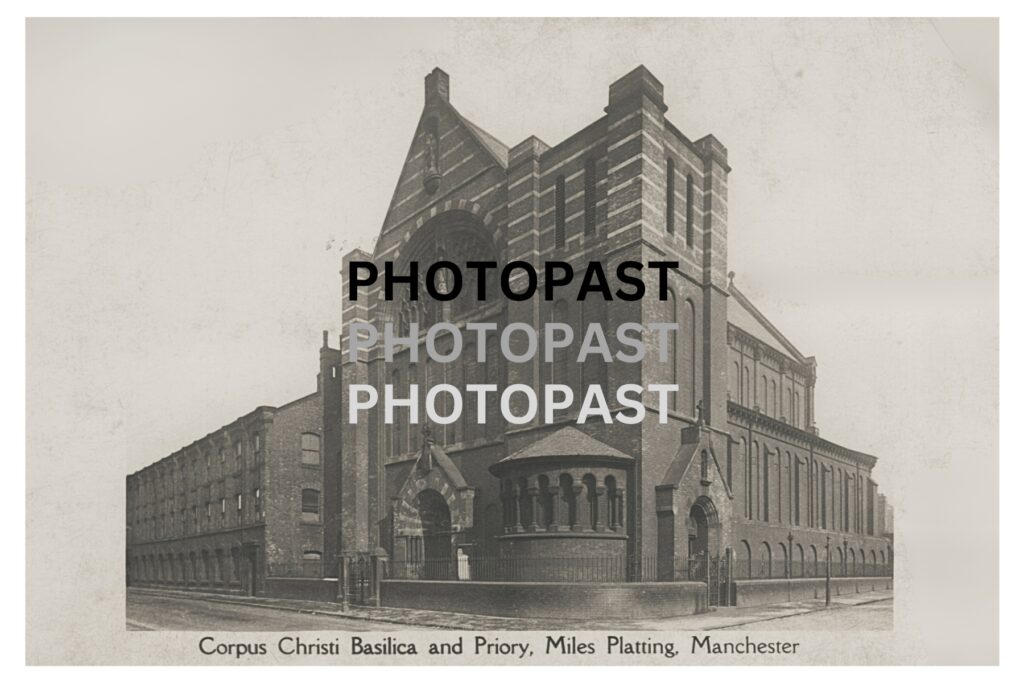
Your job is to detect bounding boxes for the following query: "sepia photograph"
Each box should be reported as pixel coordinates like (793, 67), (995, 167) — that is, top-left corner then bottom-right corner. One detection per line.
(23, 14), (999, 666)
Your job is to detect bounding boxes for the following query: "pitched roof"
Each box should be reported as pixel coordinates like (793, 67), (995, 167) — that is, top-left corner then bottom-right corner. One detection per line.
(498, 426), (633, 465)
(728, 282), (808, 363)
(452, 107), (509, 168)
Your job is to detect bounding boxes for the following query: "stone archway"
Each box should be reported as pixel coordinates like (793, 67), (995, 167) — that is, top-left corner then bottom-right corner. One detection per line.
(416, 488), (453, 564)
(390, 435), (475, 575)
(687, 495), (720, 560)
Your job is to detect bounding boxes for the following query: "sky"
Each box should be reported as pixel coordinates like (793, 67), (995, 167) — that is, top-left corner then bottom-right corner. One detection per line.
(27, 18), (997, 497)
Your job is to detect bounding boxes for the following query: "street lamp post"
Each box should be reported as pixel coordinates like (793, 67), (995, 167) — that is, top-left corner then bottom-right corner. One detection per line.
(825, 535), (832, 607)
(787, 533), (793, 579)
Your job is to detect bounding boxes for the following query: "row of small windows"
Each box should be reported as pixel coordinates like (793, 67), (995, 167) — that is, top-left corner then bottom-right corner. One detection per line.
(130, 487), (321, 541)
(738, 439), (875, 535)
(129, 432), (321, 502)
(735, 540), (892, 580)
(731, 362), (805, 429)
(551, 157), (696, 249)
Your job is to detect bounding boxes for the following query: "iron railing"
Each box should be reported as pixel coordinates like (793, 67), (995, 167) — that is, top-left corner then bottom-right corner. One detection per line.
(733, 559), (893, 580)
(388, 555), (659, 582)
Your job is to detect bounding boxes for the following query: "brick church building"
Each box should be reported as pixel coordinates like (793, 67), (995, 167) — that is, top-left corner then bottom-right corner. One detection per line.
(329, 66), (892, 593)
(127, 66), (892, 613)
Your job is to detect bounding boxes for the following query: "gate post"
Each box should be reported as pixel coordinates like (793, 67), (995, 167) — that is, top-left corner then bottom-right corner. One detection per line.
(370, 548), (388, 607)
(337, 553), (351, 612)
(724, 547), (734, 606)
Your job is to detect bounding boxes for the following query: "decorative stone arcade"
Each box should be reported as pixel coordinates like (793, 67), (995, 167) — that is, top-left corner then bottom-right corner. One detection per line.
(487, 426), (634, 580)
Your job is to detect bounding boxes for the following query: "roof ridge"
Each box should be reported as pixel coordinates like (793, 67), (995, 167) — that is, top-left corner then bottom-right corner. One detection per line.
(448, 103), (509, 168)
(728, 282), (808, 363)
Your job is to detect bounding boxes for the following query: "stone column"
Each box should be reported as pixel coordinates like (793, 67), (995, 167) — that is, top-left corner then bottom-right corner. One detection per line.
(548, 485), (563, 530)
(526, 487), (540, 532)
(571, 484), (585, 532)
(594, 485), (608, 532)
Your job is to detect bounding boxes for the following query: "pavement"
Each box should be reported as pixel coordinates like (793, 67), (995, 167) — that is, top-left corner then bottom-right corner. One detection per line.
(128, 587), (893, 632)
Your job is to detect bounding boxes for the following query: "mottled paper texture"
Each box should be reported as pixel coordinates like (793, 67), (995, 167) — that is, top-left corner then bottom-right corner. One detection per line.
(26, 17), (997, 665)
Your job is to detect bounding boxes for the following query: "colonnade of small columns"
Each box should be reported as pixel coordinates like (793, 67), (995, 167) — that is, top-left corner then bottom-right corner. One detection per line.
(499, 471), (626, 534)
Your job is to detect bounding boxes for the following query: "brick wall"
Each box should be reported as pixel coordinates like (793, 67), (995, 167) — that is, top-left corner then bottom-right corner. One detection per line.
(382, 580), (708, 618)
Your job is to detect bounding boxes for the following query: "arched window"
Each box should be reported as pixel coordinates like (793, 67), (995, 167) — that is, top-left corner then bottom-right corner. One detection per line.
(760, 376), (768, 411)
(554, 175), (566, 248)
(582, 474), (598, 530)
(605, 475), (620, 530)
(760, 542), (772, 578)
(750, 441), (760, 520)
(559, 473), (576, 529)
(700, 450), (709, 482)
(740, 540), (752, 579)
(551, 300), (569, 387)
(733, 360), (741, 400)
(763, 448), (771, 522)
(301, 433), (320, 465)
(581, 297), (608, 391)
(666, 158), (676, 235)
(793, 456), (801, 526)
(301, 489), (320, 523)
(537, 475), (552, 528)
(743, 367), (751, 406)
(485, 337), (502, 439)
(517, 477), (531, 530)
(738, 437), (748, 517)
(683, 298), (696, 414)
(462, 342), (478, 443)
(685, 173), (695, 246)
(584, 157), (597, 237)
(664, 288), (678, 409)
(771, 378), (777, 417)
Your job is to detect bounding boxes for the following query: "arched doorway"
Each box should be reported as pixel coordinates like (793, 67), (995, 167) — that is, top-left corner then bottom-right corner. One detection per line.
(688, 503), (710, 559)
(416, 489), (453, 576)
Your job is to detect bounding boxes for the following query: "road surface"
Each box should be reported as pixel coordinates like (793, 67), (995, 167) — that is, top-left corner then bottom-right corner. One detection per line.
(128, 589), (892, 632)
(720, 599), (892, 631)
(127, 591), (428, 631)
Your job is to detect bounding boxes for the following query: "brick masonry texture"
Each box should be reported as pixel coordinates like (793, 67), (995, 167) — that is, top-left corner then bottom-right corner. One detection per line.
(126, 66), (893, 614)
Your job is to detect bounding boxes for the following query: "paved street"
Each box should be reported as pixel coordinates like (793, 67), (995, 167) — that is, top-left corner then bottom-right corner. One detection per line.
(720, 598), (892, 631)
(127, 590), (430, 631)
(128, 587), (892, 632)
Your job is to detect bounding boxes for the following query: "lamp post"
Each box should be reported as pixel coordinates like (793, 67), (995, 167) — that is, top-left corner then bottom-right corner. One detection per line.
(825, 535), (832, 606)
(787, 533), (793, 579)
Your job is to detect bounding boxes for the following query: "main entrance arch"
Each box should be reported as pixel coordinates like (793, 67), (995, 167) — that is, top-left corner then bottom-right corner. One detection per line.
(416, 488), (453, 564)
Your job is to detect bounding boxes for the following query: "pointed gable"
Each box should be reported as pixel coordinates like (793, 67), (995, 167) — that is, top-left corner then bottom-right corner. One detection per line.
(379, 68), (509, 233)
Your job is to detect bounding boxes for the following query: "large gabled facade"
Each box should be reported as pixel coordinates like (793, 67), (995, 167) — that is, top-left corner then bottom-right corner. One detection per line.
(331, 65), (892, 589)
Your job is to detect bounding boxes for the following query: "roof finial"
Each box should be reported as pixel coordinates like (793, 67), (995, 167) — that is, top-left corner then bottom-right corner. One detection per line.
(727, 271), (735, 288)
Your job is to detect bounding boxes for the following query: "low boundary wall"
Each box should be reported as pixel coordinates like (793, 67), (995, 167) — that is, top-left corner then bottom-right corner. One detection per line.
(262, 577), (339, 603)
(381, 580), (708, 619)
(733, 576), (892, 607)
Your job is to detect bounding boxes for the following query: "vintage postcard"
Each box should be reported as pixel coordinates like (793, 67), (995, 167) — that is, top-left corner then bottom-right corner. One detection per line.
(24, 16), (999, 665)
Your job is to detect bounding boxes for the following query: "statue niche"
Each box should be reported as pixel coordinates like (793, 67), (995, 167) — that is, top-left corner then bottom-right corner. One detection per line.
(423, 118), (442, 195)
